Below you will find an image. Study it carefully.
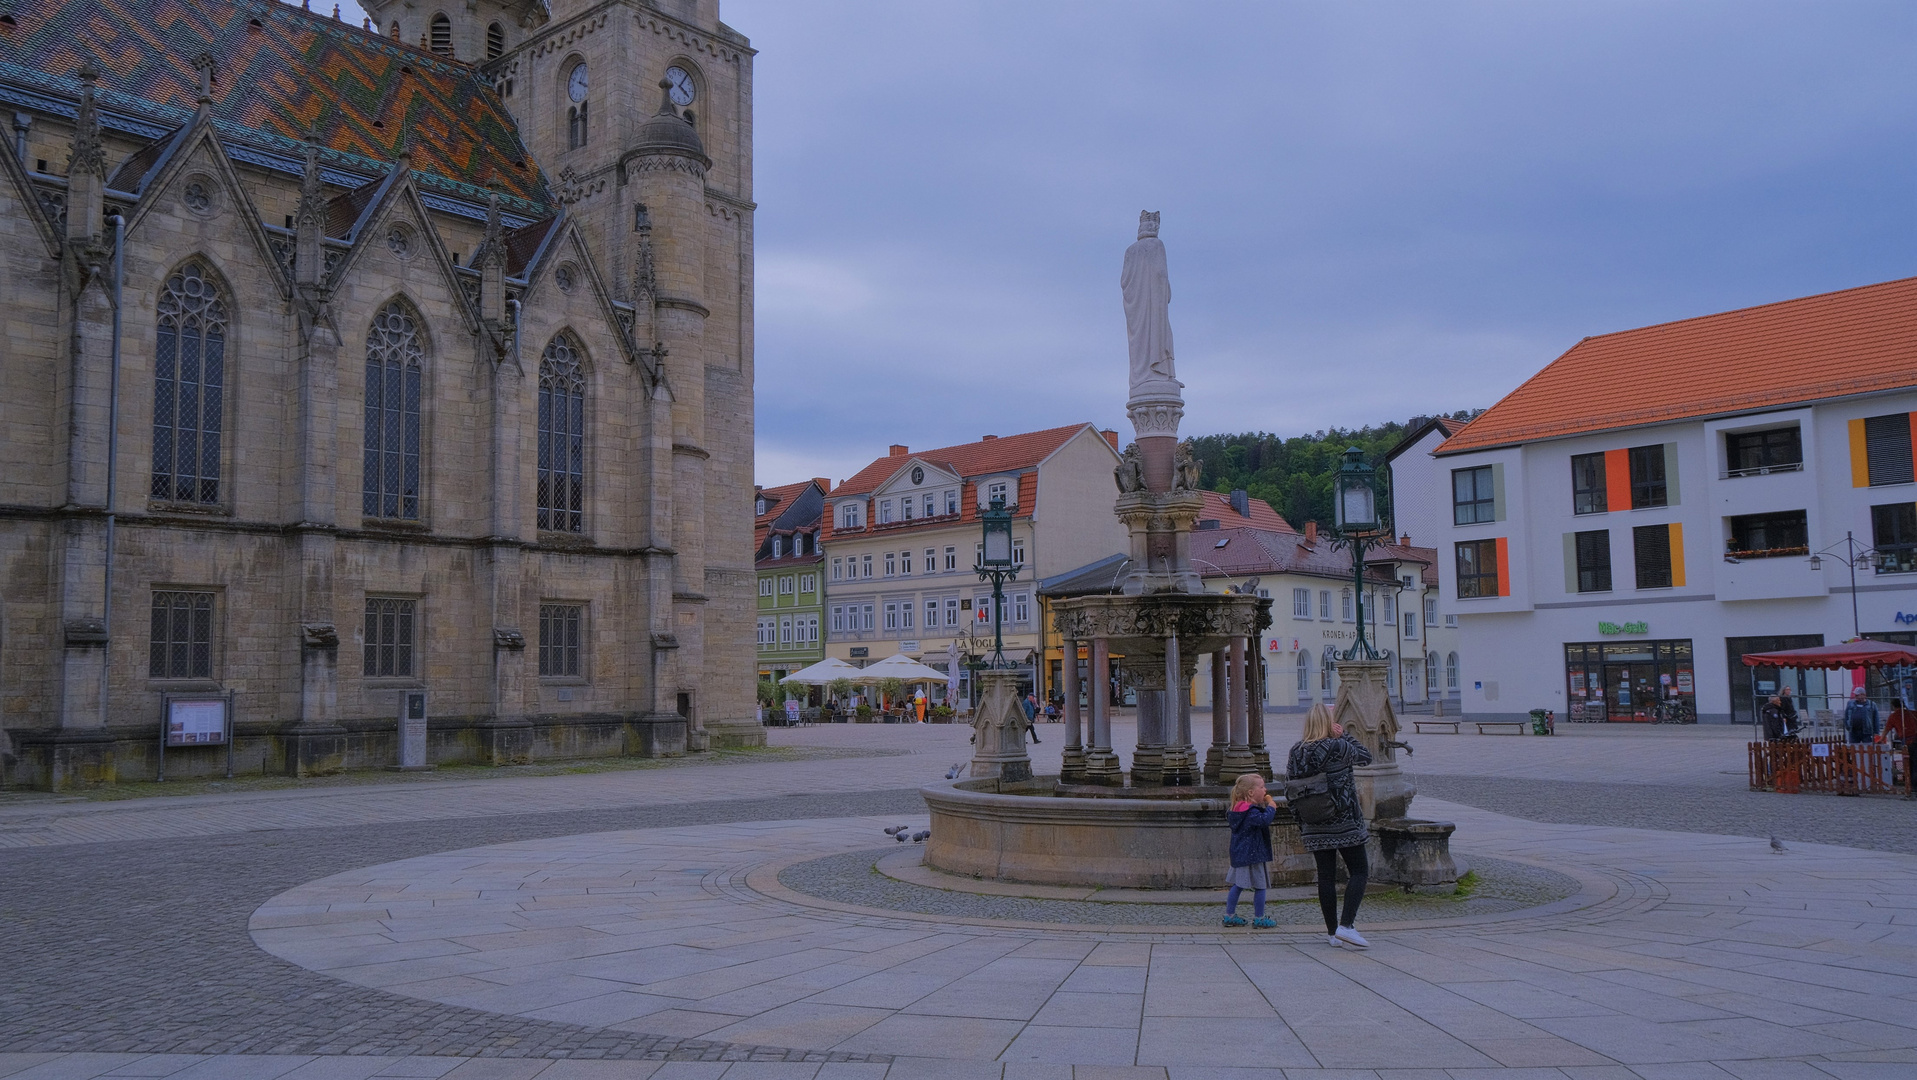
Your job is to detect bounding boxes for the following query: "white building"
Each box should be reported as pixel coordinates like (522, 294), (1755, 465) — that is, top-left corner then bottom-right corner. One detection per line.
(1394, 277), (1917, 725)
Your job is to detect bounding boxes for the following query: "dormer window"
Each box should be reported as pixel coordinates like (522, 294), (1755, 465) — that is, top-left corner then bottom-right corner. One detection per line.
(771, 536), (782, 558)
(987, 481), (1009, 506)
(839, 503), (862, 530)
(879, 499), (894, 524)
(755, 497), (766, 515)
(945, 489), (958, 515)
(923, 494), (935, 518)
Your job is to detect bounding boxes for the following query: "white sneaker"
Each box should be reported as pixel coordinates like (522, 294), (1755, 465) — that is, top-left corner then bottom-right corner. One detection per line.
(1334, 926), (1370, 949)
(1326, 934), (1343, 948)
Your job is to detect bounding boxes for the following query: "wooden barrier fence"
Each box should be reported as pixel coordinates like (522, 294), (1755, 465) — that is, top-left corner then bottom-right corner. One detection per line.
(1748, 739), (1912, 796)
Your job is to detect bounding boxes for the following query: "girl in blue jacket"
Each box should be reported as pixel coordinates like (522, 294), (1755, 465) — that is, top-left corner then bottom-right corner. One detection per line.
(1224, 773), (1278, 928)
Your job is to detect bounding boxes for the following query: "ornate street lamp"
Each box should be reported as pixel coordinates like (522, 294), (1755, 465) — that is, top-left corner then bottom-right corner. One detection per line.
(977, 496), (1019, 667)
(1331, 447), (1386, 662)
(1809, 531), (1880, 641)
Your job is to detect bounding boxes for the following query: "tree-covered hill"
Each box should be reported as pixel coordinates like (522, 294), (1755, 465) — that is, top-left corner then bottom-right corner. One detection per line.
(1186, 410), (1482, 532)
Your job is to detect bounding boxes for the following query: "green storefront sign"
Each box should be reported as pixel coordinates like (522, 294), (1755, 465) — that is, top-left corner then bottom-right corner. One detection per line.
(1598, 620), (1648, 636)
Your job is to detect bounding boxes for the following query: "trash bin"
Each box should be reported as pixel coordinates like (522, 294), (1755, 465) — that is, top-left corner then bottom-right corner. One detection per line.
(1529, 708), (1554, 736)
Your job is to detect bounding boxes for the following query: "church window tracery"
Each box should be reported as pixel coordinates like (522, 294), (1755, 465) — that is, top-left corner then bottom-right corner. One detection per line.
(152, 260), (227, 504)
(538, 333), (587, 533)
(363, 301), (425, 521)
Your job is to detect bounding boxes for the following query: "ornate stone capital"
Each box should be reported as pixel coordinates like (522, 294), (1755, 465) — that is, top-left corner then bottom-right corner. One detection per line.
(1126, 397), (1184, 441)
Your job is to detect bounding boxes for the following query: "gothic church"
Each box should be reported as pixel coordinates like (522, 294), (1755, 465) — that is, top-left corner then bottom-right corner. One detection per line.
(0, 0), (760, 789)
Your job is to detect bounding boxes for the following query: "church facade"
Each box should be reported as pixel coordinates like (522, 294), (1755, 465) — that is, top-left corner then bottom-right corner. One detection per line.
(0, 0), (760, 790)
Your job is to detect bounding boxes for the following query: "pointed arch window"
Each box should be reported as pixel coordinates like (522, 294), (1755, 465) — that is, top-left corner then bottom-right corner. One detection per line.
(363, 301), (424, 520)
(429, 13), (453, 56)
(567, 102), (589, 150)
(538, 334), (586, 533)
(152, 260), (227, 504)
(486, 22), (505, 59)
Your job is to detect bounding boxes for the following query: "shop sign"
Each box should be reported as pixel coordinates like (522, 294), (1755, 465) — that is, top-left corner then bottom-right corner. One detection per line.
(1677, 673), (1694, 693)
(901, 640), (919, 652)
(849, 647), (868, 658)
(1598, 620), (1648, 635)
(1267, 638), (1302, 652)
(1895, 611), (1917, 625)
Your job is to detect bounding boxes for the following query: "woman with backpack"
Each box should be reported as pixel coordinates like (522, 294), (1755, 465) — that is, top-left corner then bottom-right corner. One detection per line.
(1285, 703), (1374, 949)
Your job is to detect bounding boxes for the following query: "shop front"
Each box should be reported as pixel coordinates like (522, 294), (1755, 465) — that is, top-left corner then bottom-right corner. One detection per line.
(1565, 638), (1696, 722)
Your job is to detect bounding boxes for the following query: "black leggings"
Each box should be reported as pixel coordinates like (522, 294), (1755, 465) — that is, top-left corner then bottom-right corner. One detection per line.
(1312, 844), (1368, 932)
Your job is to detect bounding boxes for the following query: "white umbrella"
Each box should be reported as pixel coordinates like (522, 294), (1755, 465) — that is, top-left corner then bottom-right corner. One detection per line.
(778, 657), (861, 685)
(859, 653), (952, 684)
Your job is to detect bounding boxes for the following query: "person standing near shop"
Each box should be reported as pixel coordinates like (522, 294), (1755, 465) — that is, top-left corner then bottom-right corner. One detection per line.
(1844, 687), (1881, 744)
(1762, 692), (1797, 741)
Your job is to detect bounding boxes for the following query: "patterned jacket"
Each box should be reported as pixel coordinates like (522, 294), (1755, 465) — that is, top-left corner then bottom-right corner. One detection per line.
(1285, 734), (1372, 851)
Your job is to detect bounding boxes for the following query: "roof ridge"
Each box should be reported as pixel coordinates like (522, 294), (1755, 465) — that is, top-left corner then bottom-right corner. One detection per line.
(1579, 275), (1917, 343)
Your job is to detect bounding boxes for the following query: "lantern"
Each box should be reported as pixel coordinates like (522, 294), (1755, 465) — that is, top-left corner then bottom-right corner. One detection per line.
(980, 496), (1014, 568)
(1333, 447), (1380, 536)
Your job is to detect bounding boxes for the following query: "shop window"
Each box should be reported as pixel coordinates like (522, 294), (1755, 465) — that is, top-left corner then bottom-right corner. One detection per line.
(1859, 413), (1915, 486)
(1575, 529), (1612, 593)
(1727, 510), (1808, 559)
(1455, 539), (1500, 598)
(1633, 524), (1673, 589)
(1452, 465), (1495, 525)
(1873, 502), (1917, 574)
(1726, 427), (1802, 477)
(1628, 445), (1668, 508)
(1571, 452), (1607, 515)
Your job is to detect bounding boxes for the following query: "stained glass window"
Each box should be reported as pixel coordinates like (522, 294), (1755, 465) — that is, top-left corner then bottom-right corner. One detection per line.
(363, 302), (424, 520)
(152, 261), (227, 504)
(538, 334), (586, 532)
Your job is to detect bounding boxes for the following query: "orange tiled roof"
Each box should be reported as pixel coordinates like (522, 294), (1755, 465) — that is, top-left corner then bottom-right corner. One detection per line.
(1437, 277), (1917, 456)
(1198, 490), (1293, 533)
(832, 424), (1095, 498)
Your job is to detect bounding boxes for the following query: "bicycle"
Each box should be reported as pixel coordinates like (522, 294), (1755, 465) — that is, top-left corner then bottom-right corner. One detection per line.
(1652, 698), (1696, 724)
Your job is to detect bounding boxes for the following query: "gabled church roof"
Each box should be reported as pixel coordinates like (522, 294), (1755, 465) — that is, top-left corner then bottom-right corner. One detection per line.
(0, 0), (550, 211)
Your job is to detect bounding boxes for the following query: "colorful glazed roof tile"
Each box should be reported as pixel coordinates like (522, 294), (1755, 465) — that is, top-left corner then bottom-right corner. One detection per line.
(0, 0), (550, 211)
(1438, 277), (1917, 456)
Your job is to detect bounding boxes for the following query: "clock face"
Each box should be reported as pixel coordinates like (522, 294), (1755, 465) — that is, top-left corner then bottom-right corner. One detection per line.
(567, 63), (589, 103)
(665, 65), (695, 107)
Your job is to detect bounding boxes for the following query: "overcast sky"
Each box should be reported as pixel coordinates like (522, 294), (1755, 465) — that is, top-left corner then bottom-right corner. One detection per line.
(325, 2), (1915, 487)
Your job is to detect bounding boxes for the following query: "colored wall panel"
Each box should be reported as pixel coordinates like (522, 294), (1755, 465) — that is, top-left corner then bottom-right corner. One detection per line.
(1494, 536), (1511, 597)
(1850, 418), (1870, 487)
(1668, 522), (1686, 588)
(1604, 448), (1631, 511)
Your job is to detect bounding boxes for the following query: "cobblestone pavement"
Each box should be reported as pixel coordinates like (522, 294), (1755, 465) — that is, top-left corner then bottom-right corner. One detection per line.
(780, 850), (1578, 927)
(0, 790), (921, 1061)
(237, 805), (1917, 1076)
(1412, 773), (1917, 855)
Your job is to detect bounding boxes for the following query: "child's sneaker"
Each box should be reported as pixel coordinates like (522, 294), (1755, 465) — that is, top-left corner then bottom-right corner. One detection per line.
(1334, 926), (1370, 949)
(1251, 917), (1276, 929)
(1221, 914), (1248, 927)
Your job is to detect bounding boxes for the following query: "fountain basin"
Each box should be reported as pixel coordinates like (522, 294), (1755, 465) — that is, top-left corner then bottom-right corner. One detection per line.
(922, 776), (1315, 889)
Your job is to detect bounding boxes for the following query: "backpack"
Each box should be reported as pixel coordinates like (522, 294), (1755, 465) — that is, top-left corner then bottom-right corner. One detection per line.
(1283, 771), (1340, 825)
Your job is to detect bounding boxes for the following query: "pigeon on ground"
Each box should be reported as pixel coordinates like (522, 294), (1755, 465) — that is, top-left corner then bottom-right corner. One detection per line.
(945, 763), (964, 780)
(911, 830), (930, 843)
(883, 825), (908, 837)
(1770, 835), (1787, 853)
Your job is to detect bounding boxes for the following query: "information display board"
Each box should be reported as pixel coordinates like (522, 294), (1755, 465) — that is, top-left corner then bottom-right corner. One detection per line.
(159, 692), (235, 780)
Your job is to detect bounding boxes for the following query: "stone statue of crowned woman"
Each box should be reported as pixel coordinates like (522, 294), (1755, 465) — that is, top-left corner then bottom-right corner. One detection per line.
(1121, 210), (1183, 402)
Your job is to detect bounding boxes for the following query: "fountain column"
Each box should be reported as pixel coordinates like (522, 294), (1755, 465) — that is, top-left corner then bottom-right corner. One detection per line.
(1249, 635), (1272, 777)
(1160, 634), (1196, 785)
(1084, 636), (1121, 783)
(1205, 649), (1227, 782)
(1128, 657), (1167, 785)
(1060, 636), (1085, 783)
(1222, 636), (1256, 775)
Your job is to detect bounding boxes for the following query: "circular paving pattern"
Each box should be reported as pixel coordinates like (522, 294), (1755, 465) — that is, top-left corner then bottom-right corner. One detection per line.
(777, 848), (1581, 927)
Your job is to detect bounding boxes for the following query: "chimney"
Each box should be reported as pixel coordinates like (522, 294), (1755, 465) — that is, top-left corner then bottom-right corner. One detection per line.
(1101, 429), (1119, 451)
(1304, 521), (1318, 546)
(1401, 534), (1411, 546)
(1229, 489), (1250, 519)
(813, 477), (832, 494)
(889, 444), (909, 457)
(981, 434), (997, 441)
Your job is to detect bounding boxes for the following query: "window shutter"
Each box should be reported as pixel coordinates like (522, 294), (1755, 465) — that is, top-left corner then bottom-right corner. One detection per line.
(1662, 444), (1680, 505)
(1667, 522), (1685, 587)
(1850, 418), (1870, 487)
(1491, 463), (1506, 522)
(1864, 413), (1915, 486)
(1604, 448), (1630, 512)
(1562, 533), (1579, 594)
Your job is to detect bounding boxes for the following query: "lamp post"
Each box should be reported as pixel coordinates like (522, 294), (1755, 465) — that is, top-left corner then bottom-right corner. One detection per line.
(1809, 531), (1879, 641)
(977, 496), (1020, 668)
(1332, 447), (1386, 662)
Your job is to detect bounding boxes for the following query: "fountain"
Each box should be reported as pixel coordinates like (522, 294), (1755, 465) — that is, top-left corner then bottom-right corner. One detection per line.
(922, 212), (1459, 892)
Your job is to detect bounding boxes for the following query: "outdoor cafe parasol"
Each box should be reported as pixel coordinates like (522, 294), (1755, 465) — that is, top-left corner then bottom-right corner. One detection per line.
(1742, 639), (1916, 795)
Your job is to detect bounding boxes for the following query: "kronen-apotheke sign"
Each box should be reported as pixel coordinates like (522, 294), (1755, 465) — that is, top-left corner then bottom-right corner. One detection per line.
(1598, 620), (1648, 636)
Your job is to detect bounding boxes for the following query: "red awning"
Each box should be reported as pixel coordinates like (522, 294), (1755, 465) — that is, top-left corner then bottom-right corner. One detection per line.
(1740, 641), (1917, 670)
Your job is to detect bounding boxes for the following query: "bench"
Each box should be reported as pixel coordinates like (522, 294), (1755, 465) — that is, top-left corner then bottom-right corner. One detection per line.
(1413, 719), (1460, 734)
(1475, 721), (1527, 735)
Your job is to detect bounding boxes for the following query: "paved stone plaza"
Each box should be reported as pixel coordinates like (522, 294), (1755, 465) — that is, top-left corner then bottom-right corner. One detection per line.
(2, 720), (1913, 1079)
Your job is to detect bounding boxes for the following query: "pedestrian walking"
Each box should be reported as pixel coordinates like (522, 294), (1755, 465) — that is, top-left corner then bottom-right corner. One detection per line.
(1285, 703), (1373, 949)
(1843, 687), (1881, 744)
(1023, 692), (1041, 743)
(1222, 773), (1277, 928)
